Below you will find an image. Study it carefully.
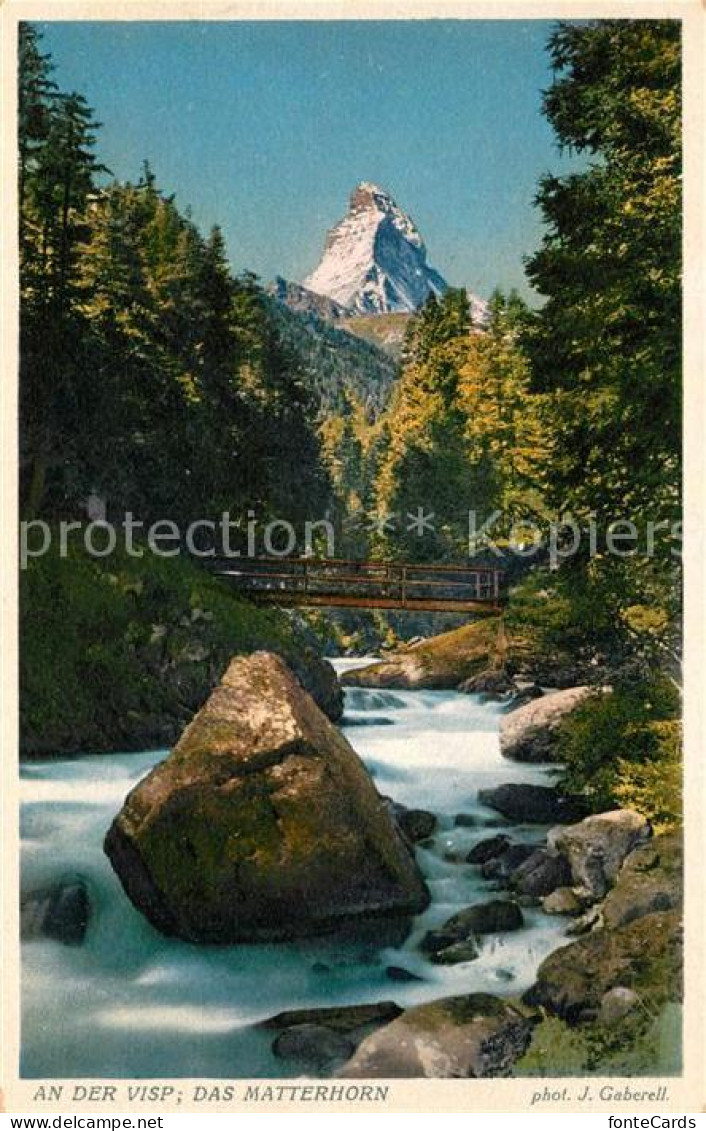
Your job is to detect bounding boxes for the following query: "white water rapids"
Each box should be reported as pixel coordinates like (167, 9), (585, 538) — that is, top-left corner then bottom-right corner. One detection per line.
(20, 661), (569, 1078)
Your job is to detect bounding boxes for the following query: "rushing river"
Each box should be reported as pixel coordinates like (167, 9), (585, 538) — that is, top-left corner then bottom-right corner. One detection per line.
(20, 661), (568, 1078)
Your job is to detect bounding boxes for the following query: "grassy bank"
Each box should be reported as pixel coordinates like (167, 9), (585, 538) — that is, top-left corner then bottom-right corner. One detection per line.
(20, 545), (341, 757)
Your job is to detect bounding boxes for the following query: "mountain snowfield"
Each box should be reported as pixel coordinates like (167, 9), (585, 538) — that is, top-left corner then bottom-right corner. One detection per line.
(304, 182), (486, 321)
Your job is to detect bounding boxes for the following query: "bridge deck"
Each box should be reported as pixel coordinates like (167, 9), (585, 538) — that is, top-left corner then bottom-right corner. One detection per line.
(210, 557), (504, 614)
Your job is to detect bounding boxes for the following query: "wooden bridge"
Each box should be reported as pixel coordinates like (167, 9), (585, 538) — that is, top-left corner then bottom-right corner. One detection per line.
(211, 557), (504, 614)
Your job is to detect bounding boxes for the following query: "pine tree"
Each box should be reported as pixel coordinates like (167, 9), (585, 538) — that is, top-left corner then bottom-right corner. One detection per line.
(523, 18), (682, 633)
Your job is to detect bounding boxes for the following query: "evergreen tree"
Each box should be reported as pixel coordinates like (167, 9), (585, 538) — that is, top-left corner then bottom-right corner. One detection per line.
(376, 291), (482, 561)
(18, 25), (56, 233)
(524, 20), (681, 563)
(20, 56), (108, 516)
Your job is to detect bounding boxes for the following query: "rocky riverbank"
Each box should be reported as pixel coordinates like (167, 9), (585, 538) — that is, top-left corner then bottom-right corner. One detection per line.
(102, 647), (682, 1077)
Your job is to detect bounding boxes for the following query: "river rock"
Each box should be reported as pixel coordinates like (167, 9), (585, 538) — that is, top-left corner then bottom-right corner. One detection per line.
(337, 994), (539, 1078)
(430, 939), (481, 965)
(288, 650), (344, 722)
(272, 1025), (355, 1071)
(264, 1001), (402, 1074)
(478, 784), (586, 825)
(458, 669), (513, 698)
(445, 899), (525, 935)
(598, 987), (641, 1026)
(506, 681), (544, 711)
(386, 966), (424, 983)
(524, 910), (682, 1022)
(466, 834), (512, 865)
(548, 809), (652, 901)
(260, 1001), (401, 1032)
(508, 849), (572, 898)
(421, 900), (524, 957)
(499, 686), (593, 762)
(541, 887), (585, 916)
(20, 878), (90, 945)
(454, 813), (477, 828)
(600, 832), (682, 929)
(565, 905), (603, 937)
(104, 653), (429, 943)
(480, 843), (537, 881)
(339, 619), (503, 691)
(396, 808), (437, 843)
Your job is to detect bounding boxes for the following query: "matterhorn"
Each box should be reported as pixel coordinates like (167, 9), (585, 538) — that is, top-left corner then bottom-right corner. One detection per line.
(304, 182), (449, 315)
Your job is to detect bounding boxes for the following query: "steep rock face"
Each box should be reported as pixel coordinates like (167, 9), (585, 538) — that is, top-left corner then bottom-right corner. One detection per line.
(104, 653), (428, 943)
(264, 290), (398, 417)
(267, 277), (349, 321)
(304, 182), (448, 314)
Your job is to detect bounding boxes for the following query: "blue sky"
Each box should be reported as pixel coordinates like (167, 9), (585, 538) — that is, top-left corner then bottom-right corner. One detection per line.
(36, 20), (579, 301)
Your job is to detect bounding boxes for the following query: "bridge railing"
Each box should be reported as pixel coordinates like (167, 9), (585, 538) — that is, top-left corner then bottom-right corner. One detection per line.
(210, 556), (504, 608)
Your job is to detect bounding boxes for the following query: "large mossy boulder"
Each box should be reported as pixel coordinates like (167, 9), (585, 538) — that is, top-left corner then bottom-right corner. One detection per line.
(104, 653), (429, 943)
(337, 993), (539, 1078)
(499, 686), (593, 763)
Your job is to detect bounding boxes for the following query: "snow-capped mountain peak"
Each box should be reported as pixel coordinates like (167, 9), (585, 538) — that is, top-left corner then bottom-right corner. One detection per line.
(304, 182), (447, 315)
